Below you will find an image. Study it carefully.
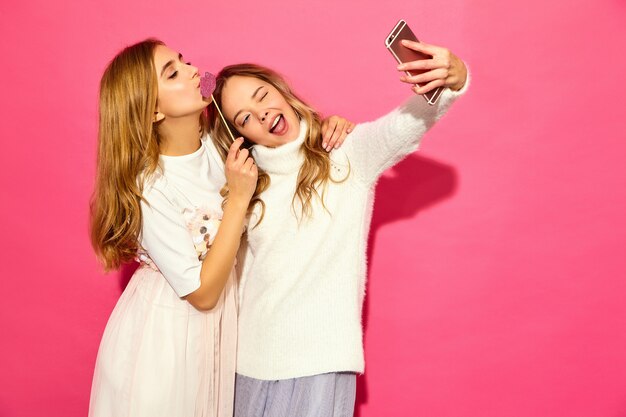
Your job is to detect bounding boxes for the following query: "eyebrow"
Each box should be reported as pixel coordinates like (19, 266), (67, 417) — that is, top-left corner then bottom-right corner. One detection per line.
(160, 53), (183, 77)
(233, 86), (265, 123)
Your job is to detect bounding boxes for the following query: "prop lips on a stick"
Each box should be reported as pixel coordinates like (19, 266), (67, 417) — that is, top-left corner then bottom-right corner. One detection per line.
(201, 72), (236, 141)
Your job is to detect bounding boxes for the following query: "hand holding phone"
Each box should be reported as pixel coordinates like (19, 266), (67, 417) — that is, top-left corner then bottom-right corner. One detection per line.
(385, 19), (444, 105)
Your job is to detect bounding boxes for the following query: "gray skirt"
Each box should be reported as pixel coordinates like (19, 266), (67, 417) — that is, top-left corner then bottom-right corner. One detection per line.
(234, 372), (356, 417)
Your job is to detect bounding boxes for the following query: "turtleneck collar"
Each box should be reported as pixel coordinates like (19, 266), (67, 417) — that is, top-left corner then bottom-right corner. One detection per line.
(251, 119), (308, 175)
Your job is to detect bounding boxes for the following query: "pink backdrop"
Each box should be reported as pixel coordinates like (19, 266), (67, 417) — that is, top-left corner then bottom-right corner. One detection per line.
(1, 0), (625, 416)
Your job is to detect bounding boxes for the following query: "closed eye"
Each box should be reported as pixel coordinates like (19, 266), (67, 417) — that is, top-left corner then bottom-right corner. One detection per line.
(242, 115), (250, 126)
(260, 92), (268, 101)
(167, 55), (190, 79)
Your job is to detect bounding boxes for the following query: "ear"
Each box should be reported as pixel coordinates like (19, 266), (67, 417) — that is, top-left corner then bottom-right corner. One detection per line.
(153, 110), (165, 123)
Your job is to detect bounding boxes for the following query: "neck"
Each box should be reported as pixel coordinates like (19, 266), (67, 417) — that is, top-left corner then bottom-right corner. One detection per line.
(158, 113), (202, 156)
(251, 119), (308, 174)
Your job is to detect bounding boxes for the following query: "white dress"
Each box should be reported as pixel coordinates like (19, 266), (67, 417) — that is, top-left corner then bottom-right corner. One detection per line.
(89, 137), (237, 417)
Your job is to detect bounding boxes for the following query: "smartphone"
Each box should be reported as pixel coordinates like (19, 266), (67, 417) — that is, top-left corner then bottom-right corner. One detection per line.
(385, 19), (443, 105)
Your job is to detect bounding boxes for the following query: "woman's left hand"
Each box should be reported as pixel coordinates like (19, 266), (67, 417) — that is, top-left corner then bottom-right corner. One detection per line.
(321, 115), (356, 152)
(397, 40), (467, 95)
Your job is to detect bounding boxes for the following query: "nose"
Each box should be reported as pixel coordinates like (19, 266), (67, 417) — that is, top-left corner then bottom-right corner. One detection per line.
(189, 63), (199, 78)
(260, 112), (268, 122)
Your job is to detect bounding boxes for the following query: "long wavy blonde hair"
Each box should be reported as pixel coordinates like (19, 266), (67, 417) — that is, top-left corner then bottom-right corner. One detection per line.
(90, 39), (205, 271)
(208, 64), (348, 224)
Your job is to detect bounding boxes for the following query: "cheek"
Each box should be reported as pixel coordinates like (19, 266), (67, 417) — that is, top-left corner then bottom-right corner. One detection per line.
(247, 122), (266, 139)
(158, 85), (201, 115)
(157, 89), (175, 113)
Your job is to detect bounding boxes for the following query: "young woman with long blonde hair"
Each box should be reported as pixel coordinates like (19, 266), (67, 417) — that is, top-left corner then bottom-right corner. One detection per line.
(89, 37), (352, 417)
(89, 38), (258, 417)
(208, 39), (469, 416)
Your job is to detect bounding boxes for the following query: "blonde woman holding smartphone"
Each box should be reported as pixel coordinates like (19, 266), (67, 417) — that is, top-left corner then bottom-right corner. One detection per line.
(208, 39), (468, 417)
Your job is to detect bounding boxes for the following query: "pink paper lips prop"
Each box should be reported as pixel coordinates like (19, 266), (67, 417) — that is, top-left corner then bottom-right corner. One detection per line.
(200, 72), (216, 98)
(200, 71), (236, 141)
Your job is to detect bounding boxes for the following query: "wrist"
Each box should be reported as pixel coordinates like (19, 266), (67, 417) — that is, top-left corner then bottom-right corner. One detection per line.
(224, 195), (250, 212)
(450, 59), (468, 91)
(451, 79), (466, 91)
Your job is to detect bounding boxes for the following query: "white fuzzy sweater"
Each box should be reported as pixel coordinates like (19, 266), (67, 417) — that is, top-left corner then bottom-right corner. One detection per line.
(236, 84), (468, 380)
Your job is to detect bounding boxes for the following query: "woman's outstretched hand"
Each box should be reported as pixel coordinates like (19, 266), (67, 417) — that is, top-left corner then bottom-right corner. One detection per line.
(321, 115), (356, 152)
(397, 40), (467, 95)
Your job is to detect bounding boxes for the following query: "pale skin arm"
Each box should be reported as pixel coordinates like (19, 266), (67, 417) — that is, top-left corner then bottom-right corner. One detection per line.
(184, 137), (257, 311)
(397, 39), (468, 94)
(317, 41), (467, 153)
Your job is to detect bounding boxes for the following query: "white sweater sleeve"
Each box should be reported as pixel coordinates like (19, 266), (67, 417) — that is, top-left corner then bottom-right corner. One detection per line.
(140, 180), (202, 298)
(342, 81), (468, 187)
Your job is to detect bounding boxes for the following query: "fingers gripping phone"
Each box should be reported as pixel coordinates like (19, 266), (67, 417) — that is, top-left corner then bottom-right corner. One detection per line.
(385, 19), (443, 105)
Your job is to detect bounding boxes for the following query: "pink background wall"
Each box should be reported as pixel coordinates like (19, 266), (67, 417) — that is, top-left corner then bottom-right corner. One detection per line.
(1, 0), (625, 416)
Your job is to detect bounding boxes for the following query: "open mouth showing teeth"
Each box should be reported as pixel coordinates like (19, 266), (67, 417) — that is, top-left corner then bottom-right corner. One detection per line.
(270, 114), (283, 133)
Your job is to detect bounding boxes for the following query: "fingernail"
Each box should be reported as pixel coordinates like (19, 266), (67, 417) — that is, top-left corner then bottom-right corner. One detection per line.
(397, 64), (405, 70)
(322, 142), (327, 148)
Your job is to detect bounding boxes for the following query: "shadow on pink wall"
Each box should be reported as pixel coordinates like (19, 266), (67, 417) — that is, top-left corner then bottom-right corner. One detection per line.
(356, 153), (458, 415)
(119, 260), (139, 290)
